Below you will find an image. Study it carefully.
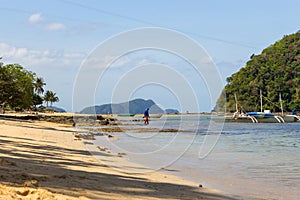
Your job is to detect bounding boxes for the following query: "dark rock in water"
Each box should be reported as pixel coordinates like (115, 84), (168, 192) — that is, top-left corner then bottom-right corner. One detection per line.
(39, 115), (74, 124)
(99, 120), (109, 125)
(97, 115), (105, 120)
(80, 98), (164, 114)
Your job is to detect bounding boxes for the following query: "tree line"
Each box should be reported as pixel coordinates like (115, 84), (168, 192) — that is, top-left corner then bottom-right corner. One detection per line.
(0, 62), (59, 112)
(217, 31), (300, 113)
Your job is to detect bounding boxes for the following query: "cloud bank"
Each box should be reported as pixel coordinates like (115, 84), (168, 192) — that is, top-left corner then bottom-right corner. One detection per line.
(0, 43), (85, 68)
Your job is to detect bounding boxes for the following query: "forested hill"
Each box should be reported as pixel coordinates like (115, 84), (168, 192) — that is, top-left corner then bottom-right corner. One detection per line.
(217, 31), (300, 112)
(80, 99), (165, 114)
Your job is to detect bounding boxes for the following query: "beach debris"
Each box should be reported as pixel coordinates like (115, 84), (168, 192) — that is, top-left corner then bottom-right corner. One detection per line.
(97, 146), (109, 152)
(17, 189), (30, 196)
(106, 134), (119, 141)
(159, 129), (180, 132)
(23, 179), (39, 187)
(74, 133), (95, 140)
(117, 153), (127, 157)
(101, 127), (123, 132)
(99, 120), (109, 125)
(83, 141), (93, 145)
(159, 167), (178, 172)
(96, 146), (111, 153)
(198, 184), (203, 188)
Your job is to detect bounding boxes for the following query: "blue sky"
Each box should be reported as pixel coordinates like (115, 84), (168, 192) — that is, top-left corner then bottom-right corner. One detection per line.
(1, 0), (300, 112)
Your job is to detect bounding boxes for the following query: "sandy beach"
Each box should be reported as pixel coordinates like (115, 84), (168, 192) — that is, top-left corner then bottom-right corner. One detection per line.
(0, 117), (236, 200)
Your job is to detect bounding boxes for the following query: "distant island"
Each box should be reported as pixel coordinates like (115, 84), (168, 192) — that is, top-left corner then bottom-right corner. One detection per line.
(80, 98), (179, 115)
(46, 106), (66, 113)
(217, 31), (300, 112)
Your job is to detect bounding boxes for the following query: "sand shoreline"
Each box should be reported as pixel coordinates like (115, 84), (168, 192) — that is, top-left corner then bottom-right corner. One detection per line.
(0, 118), (238, 199)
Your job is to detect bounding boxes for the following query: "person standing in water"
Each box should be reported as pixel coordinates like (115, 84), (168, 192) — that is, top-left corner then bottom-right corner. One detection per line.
(143, 108), (150, 125)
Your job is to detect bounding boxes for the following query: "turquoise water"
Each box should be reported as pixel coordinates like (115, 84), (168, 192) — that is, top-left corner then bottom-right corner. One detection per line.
(93, 115), (300, 200)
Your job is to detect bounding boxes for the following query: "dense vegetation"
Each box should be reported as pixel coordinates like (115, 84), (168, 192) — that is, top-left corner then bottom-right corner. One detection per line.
(217, 31), (300, 112)
(0, 62), (59, 112)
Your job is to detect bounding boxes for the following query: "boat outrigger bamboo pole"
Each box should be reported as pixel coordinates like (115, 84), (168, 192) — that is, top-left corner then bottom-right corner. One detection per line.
(279, 93), (284, 116)
(234, 93), (238, 111)
(260, 89), (263, 112)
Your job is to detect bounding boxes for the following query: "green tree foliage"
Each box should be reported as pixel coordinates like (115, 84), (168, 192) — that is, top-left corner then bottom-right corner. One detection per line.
(0, 63), (35, 109)
(44, 90), (59, 107)
(0, 63), (57, 111)
(217, 32), (300, 112)
(34, 77), (46, 95)
(32, 93), (43, 108)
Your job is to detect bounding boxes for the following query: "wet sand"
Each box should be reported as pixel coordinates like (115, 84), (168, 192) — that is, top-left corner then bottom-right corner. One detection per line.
(0, 118), (237, 199)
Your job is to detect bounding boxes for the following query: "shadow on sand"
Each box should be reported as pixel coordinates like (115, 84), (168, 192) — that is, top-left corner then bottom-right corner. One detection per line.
(0, 121), (238, 200)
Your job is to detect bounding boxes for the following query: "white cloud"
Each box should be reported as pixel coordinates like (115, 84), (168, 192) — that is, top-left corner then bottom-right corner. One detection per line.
(28, 13), (43, 24)
(28, 13), (66, 31)
(0, 43), (85, 67)
(45, 22), (66, 31)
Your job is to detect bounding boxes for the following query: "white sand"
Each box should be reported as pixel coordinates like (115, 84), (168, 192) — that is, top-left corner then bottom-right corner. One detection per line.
(0, 119), (236, 200)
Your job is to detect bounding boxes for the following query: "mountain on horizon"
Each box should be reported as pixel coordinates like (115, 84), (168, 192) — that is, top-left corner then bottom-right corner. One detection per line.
(80, 98), (165, 114)
(46, 106), (66, 113)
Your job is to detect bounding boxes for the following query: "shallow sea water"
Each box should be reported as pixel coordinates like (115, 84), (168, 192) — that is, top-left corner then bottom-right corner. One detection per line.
(91, 115), (300, 200)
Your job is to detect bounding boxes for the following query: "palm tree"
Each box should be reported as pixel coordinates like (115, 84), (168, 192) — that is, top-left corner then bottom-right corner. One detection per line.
(44, 90), (59, 107)
(34, 77), (46, 95)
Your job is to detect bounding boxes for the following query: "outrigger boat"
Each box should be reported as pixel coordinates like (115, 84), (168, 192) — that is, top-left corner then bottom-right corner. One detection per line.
(247, 110), (284, 123)
(213, 110), (282, 123)
(213, 91), (299, 123)
(213, 94), (259, 123)
(278, 93), (300, 122)
(213, 113), (258, 123)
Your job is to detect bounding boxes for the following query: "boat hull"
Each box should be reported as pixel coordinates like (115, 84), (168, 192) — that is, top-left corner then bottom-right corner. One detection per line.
(256, 117), (282, 123)
(282, 115), (300, 122)
(212, 115), (256, 123)
(213, 113), (291, 123)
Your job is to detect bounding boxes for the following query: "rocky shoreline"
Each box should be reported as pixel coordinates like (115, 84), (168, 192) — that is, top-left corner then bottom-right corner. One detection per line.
(0, 113), (116, 126)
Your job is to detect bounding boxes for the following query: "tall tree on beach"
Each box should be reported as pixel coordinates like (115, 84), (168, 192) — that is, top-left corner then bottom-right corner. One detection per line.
(34, 77), (46, 95)
(44, 90), (59, 107)
(33, 77), (46, 108)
